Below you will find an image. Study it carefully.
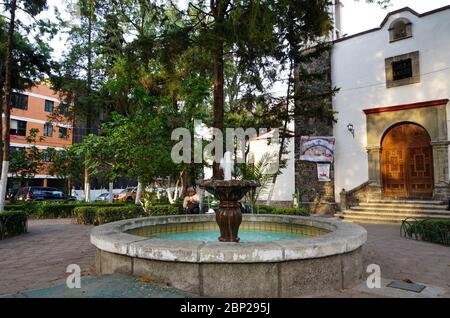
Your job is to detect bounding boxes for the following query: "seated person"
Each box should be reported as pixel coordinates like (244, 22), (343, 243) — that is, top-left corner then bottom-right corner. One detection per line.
(183, 187), (200, 214)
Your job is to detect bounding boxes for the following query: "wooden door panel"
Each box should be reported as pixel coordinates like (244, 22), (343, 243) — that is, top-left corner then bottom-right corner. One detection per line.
(382, 124), (433, 198)
(382, 149), (407, 197)
(408, 147), (433, 197)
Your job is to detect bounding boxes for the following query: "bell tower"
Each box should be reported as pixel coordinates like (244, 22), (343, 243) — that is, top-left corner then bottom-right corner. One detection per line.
(331, 0), (344, 40)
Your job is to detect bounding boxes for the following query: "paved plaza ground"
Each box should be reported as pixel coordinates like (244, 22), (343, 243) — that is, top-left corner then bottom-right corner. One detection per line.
(0, 218), (449, 297)
(0, 219), (96, 295)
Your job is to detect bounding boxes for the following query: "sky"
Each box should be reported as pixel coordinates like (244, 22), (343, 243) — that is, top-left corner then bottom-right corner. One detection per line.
(340, 0), (450, 36)
(40, 0), (450, 60)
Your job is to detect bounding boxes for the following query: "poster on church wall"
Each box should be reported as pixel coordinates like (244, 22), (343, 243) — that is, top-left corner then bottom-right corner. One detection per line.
(299, 136), (335, 162)
(317, 163), (331, 182)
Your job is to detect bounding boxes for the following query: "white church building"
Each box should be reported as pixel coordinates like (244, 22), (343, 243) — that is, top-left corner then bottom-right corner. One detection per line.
(253, 4), (450, 220)
(333, 5), (450, 201)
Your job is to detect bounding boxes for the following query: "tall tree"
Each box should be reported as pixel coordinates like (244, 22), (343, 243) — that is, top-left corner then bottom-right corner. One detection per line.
(0, 0), (50, 211)
(169, 0), (284, 179)
(9, 129), (45, 184)
(47, 147), (83, 195)
(52, 0), (107, 201)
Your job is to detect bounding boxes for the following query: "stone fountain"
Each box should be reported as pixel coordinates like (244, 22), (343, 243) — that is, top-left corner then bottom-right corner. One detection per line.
(197, 151), (258, 242)
(91, 152), (368, 297)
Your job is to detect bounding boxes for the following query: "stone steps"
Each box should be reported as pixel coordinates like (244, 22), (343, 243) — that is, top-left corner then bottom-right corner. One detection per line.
(334, 212), (450, 224)
(358, 202), (448, 210)
(366, 199), (445, 205)
(336, 210), (450, 219)
(335, 199), (450, 224)
(350, 207), (450, 215)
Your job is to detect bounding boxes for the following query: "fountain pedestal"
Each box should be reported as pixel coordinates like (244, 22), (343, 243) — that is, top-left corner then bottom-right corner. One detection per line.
(197, 180), (258, 242)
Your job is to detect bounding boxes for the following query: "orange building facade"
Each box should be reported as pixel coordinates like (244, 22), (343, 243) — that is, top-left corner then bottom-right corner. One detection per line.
(9, 84), (72, 188)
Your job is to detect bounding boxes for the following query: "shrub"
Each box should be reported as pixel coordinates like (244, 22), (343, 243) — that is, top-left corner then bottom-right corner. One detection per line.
(401, 218), (450, 246)
(257, 205), (309, 216)
(146, 204), (183, 216)
(73, 207), (97, 225)
(4, 204), (26, 211)
(74, 204), (185, 225)
(5, 201), (38, 214)
(34, 203), (77, 218)
(255, 205), (274, 214)
(96, 206), (144, 225)
(0, 211), (28, 239)
(5, 201), (129, 219)
(74, 205), (144, 225)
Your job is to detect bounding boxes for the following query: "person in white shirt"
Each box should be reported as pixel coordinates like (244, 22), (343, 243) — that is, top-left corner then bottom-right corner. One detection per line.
(183, 187), (200, 214)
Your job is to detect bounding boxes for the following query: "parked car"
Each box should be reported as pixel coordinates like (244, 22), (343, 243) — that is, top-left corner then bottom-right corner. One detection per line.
(15, 186), (76, 202)
(96, 192), (111, 201)
(6, 188), (19, 201)
(113, 187), (136, 202)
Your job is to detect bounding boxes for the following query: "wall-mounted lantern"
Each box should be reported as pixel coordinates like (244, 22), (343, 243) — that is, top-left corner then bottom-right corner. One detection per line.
(347, 123), (355, 138)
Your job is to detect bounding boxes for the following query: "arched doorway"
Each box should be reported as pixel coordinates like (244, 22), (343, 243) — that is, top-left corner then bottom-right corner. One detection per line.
(381, 123), (434, 198)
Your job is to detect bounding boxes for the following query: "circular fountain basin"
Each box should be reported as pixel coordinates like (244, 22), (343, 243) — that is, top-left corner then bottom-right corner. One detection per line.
(127, 220), (329, 242)
(91, 214), (367, 298)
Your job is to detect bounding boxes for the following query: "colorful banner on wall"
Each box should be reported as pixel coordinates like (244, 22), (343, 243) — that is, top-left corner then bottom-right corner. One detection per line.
(299, 136), (336, 162)
(317, 163), (331, 182)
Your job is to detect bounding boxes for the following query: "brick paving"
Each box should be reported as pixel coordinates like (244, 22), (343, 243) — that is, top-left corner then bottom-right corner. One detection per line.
(361, 223), (450, 290)
(0, 219), (448, 297)
(0, 219), (95, 295)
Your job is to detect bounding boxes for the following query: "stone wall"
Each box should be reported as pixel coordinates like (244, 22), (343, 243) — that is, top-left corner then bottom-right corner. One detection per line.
(339, 181), (371, 211)
(294, 48), (336, 215)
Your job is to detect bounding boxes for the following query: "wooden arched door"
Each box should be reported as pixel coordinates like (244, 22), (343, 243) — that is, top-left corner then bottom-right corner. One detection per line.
(381, 123), (434, 198)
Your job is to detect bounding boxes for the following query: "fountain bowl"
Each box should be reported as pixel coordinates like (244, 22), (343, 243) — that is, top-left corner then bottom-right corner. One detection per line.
(91, 214), (367, 297)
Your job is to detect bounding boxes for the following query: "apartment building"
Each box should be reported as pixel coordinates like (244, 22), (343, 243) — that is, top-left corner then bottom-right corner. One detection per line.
(8, 83), (72, 189)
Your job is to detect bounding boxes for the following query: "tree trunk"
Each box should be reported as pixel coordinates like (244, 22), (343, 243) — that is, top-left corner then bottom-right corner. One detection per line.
(86, 5), (93, 136)
(0, 0), (17, 212)
(67, 175), (72, 197)
(212, 0), (225, 180)
(166, 188), (175, 204)
(82, 5), (94, 204)
(135, 177), (142, 204)
(84, 166), (90, 202)
(108, 181), (113, 203)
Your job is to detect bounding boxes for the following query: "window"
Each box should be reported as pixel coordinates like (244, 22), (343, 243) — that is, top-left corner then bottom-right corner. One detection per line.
(42, 150), (52, 162)
(10, 119), (27, 136)
(45, 100), (54, 112)
(11, 93), (28, 110)
(385, 51), (420, 88)
(392, 59), (412, 81)
(59, 103), (68, 116)
(393, 21), (407, 39)
(44, 123), (53, 137)
(58, 127), (68, 139)
(389, 18), (412, 42)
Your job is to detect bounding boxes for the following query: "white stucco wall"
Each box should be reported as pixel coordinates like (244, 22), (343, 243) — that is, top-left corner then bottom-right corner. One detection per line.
(249, 133), (295, 202)
(331, 7), (450, 201)
(201, 126), (296, 203)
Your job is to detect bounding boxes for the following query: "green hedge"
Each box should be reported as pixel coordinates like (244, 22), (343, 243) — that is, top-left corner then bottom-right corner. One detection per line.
(74, 207), (97, 225)
(74, 205), (145, 225)
(74, 203), (310, 226)
(0, 211), (28, 239)
(74, 204), (185, 225)
(4, 201), (128, 219)
(401, 218), (450, 246)
(146, 204), (183, 216)
(95, 205), (145, 225)
(4, 201), (36, 212)
(256, 205), (309, 216)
